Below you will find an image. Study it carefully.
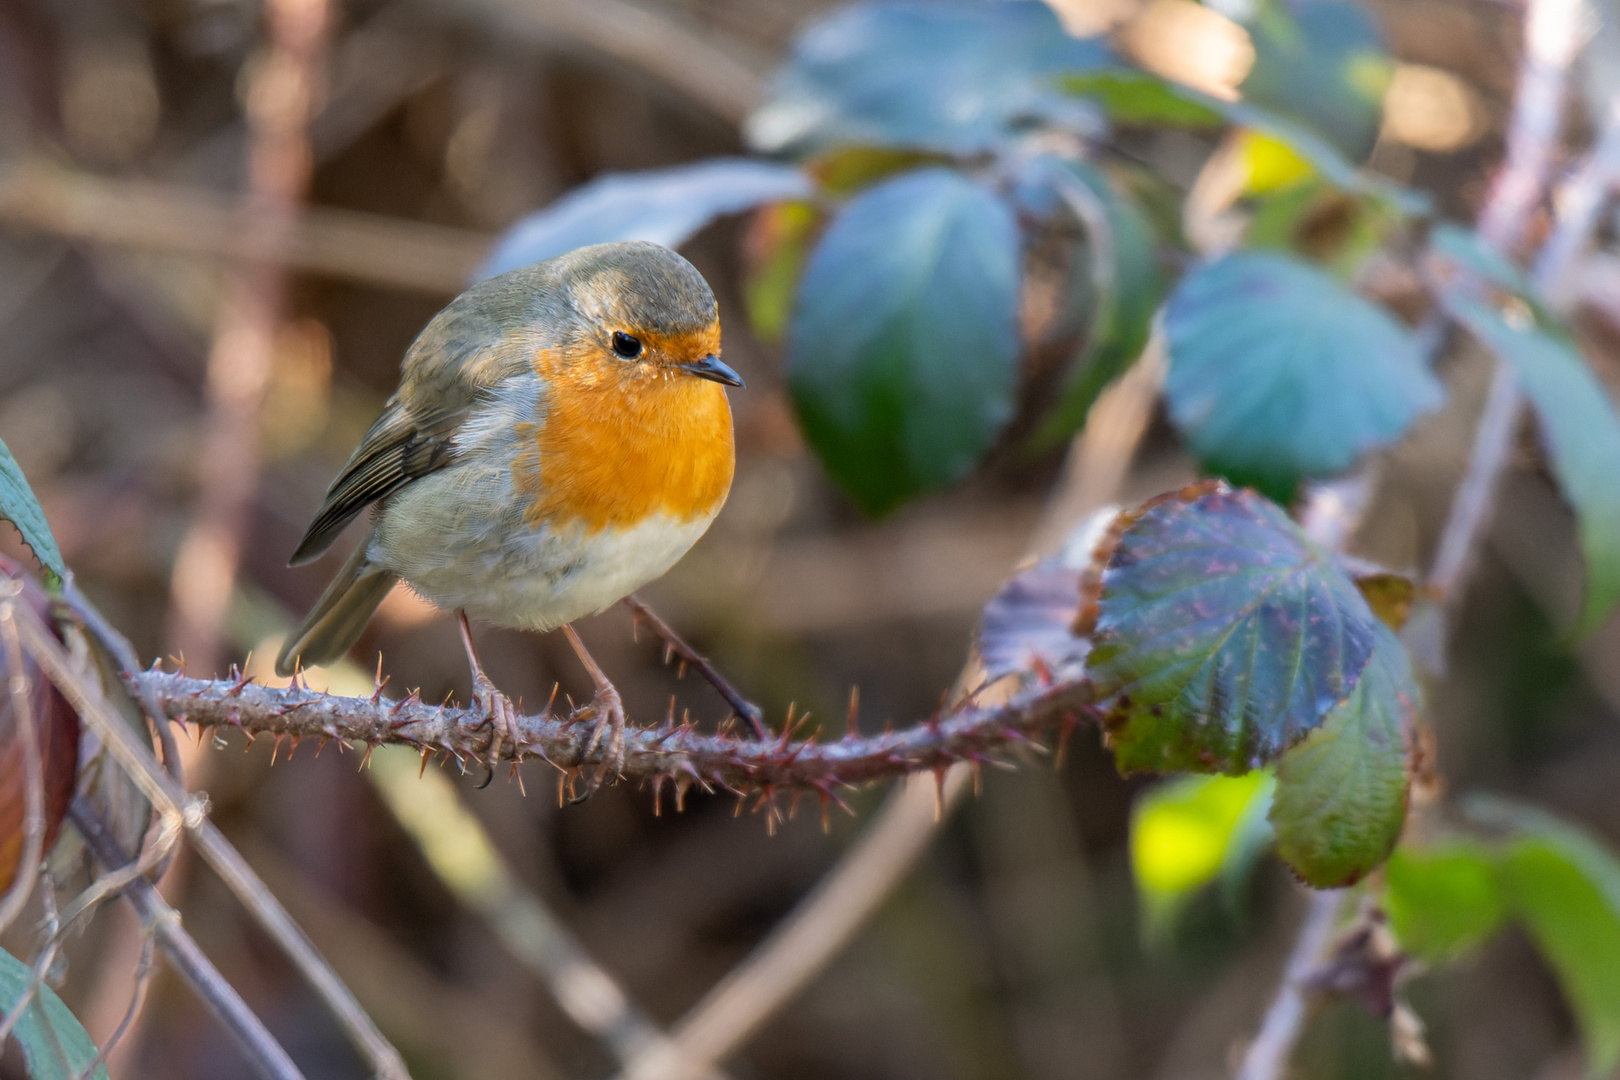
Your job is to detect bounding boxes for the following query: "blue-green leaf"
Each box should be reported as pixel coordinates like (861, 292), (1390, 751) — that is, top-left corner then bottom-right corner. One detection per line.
(1164, 252), (1443, 500)
(1447, 298), (1620, 635)
(746, 1), (1112, 156)
(0, 437), (65, 581)
(1086, 483), (1382, 774)
(1269, 624), (1415, 887)
(1018, 157), (1165, 448)
(1240, 0), (1393, 163)
(1428, 223), (1534, 298)
(787, 168), (1020, 515)
(1382, 839), (1507, 962)
(0, 947), (109, 1080)
(477, 159), (811, 279)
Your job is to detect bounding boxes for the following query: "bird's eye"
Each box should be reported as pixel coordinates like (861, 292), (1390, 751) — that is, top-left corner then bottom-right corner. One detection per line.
(611, 331), (643, 359)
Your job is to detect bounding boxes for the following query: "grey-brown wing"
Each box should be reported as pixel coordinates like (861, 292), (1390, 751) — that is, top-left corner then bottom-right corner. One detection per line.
(287, 402), (467, 565)
(289, 264), (555, 565)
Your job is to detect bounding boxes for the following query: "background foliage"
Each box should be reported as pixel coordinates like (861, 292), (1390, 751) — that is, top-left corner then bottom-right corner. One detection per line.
(2, 0), (1620, 1078)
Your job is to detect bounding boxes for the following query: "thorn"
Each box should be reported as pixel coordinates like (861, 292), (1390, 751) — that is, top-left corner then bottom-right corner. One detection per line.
(676, 659), (689, 679)
(1031, 655), (1054, 687)
(419, 747), (431, 778)
(513, 765), (526, 797)
(316, 736), (329, 757)
(651, 773), (666, 816)
(546, 682), (560, 717)
(271, 734), (283, 766)
(358, 743), (376, 771)
(845, 686), (860, 740)
(933, 765), (947, 821)
(370, 655), (390, 704)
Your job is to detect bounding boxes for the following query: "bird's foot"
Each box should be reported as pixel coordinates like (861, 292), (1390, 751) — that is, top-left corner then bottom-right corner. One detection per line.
(573, 683), (626, 800)
(472, 673), (520, 768)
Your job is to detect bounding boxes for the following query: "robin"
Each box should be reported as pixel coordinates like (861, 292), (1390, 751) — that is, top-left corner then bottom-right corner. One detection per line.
(275, 241), (742, 785)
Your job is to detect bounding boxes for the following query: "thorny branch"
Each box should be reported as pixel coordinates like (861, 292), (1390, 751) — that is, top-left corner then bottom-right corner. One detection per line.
(131, 668), (1094, 805)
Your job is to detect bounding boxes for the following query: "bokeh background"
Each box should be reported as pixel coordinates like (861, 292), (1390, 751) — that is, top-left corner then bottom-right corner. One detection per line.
(2, 0), (1619, 1077)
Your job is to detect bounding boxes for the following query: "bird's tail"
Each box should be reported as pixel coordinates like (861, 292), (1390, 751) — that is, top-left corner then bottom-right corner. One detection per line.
(275, 536), (397, 677)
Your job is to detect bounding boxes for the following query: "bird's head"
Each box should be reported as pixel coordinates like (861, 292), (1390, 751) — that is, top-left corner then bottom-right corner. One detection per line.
(549, 241), (742, 389)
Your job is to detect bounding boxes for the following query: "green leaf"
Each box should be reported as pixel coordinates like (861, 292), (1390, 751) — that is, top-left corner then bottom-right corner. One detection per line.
(1221, 103), (1431, 217)
(1269, 624), (1416, 887)
(1020, 158), (1166, 449)
(477, 159), (810, 279)
(1382, 840), (1507, 962)
(1239, 0), (1393, 163)
(1131, 770), (1275, 940)
(743, 200), (819, 344)
(1447, 298), (1620, 634)
(1062, 70), (1223, 128)
(787, 167), (1020, 515)
(1086, 483), (1382, 774)
(0, 437), (65, 582)
(0, 947), (110, 1079)
(746, 1), (1112, 156)
(1164, 252), (1443, 500)
(1471, 800), (1620, 1078)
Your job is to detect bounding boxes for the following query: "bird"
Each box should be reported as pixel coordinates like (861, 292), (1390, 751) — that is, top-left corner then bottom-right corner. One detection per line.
(275, 240), (742, 787)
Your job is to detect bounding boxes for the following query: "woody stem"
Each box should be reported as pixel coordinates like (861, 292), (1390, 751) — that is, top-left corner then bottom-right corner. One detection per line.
(624, 595), (769, 739)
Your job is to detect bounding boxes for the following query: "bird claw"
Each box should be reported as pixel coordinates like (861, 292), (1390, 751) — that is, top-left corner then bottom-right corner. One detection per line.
(572, 685), (626, 801)
(472, 673), (519, 769)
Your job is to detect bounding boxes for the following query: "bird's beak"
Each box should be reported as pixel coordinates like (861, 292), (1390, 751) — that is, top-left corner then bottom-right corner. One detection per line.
(676, 354), (744, 387)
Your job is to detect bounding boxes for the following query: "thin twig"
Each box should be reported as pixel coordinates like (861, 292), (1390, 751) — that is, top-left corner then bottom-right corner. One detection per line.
(0, 160), (485, 295)
(68, 800), (308, 1080)
(1242, 4), (1602, 1076)
(612, 351), (1165, 1080)
(0, 594), (47, 935)
(433, 0), (767, 123)
(57, 579), (183, 786)
(0, 874), (59, 1049)
(77, 929), (157, 1080)
(11, 602), (412, 1080)
(1233, 890), (1346, 1080)
(1429, 0), (1620, 610)
(366, 748), (726, 1076)
(1475, 0), (1588, 254)
(166, 0), (331, 675)
(624, 595), (768, 739)
(617, 766), (971, 1080)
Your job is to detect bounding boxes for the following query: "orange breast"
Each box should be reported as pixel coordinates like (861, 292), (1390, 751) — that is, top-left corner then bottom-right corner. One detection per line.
(517, 345), (735, 532)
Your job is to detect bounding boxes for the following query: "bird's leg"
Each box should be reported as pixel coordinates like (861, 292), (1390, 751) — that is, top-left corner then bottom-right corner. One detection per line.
(561, 623), (626, 795)
(623, 594), (769, 740)
(458, 612), (518, 766)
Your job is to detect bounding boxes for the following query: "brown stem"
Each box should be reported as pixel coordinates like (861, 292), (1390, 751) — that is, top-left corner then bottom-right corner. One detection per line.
(624, 595), (768, 739)
(69, 800), (309, 1080)
(130, 668), (1092, 797)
